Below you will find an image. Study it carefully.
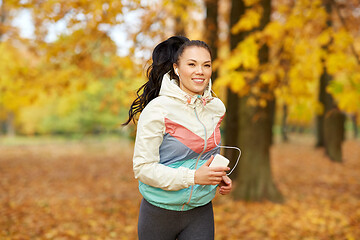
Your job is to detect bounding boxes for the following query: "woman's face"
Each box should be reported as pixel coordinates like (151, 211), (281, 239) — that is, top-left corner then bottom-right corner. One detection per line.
(173, 46), (212, 96)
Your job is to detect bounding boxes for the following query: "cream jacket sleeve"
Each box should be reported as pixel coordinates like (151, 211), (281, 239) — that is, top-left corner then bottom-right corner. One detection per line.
(132, 103), (195, 191)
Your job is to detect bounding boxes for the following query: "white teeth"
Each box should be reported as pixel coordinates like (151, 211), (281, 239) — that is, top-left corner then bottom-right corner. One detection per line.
(193, 79), (204, 83)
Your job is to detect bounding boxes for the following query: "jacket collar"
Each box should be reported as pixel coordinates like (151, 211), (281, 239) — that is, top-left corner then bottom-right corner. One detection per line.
(159, 73), (213, 106)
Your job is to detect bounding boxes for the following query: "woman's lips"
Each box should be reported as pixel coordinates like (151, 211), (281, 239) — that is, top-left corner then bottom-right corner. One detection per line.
(192, 78), (205, 83)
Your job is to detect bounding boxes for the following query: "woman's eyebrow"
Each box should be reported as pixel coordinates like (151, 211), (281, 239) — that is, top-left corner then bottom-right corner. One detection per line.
(187, 59), (212, 63)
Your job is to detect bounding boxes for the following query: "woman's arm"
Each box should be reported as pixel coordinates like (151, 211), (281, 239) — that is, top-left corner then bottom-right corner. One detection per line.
(133, 104), (195, 191)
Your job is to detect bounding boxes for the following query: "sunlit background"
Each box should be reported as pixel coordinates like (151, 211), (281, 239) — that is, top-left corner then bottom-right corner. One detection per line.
(1, 0), (359, 239)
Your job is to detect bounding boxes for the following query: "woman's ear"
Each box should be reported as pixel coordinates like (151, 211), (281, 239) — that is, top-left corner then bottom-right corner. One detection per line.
(173, 64), (179, 76)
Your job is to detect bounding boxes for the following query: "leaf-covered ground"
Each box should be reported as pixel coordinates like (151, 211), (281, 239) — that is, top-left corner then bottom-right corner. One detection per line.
(0, 136), (359, 240)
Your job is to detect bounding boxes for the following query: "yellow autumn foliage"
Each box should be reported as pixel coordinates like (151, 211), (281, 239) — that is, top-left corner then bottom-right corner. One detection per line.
(216, 71), (247, 96)
(231, 7), (262, 33)
(229, 72), (247, 94)
(1, 0), (359, 134)
(332, 29), (354, 51)
(263, 21), (284, 46)
(326, 53), (357, 75)
(236, 35), (259, 70)
(244, 0), (261, 7)
(0, 0), (149, 134)
(328, 71), (360, 114)
(324, 26), (360, 115)
(0, 41), (37, 113)
(260, 71), (276, 84)
(216, 0), (360, 126)
(316, 28), (331, 46)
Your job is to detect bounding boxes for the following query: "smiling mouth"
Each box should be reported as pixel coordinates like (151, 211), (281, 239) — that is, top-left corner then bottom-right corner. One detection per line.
(192, 78), (205, 83)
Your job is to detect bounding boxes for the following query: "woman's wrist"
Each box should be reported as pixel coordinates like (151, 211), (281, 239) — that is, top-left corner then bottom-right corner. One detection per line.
(187, 169), (196, 186)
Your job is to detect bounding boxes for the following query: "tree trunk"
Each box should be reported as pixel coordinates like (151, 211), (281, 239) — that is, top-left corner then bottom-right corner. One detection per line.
(320, 66), (345, 162)
(351, 114), (358, 139)
(6, 112), (15, 137)
(174, 16), (185, 36)
(269, 96), (276, 145)
(322, 68), (345, 162)
(318, 0), (345, 162)
(205, 0), (219, 81)
(0, 2), (7, 135)
(0, 120), (5, 135)
(324, 108), (345, 162)
(233, 95), (283, 202)
(281, 104), (289, 142)
(231, 0), (283, 202)
(316, 70), (326, 147)
(0, 0), (7, 40)
(173, 0), (186, 36)
(225, 89), (240, 178)
(317, 0), (333, 148)
(224, 0), (245, 178)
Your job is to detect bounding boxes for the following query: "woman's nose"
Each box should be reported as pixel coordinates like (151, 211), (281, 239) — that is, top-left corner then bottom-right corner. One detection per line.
(195, 66), (204, 74)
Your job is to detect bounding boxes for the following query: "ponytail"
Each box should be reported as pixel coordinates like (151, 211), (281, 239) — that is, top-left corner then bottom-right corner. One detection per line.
(123, 36), (189, 125)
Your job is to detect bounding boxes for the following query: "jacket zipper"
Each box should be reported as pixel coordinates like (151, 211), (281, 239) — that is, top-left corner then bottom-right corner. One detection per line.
(181, 105), (208, 210)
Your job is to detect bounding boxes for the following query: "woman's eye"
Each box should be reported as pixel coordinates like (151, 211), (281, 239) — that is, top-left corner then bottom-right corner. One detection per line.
(188, 63), (195, 66)
(205, 64), (211, 68)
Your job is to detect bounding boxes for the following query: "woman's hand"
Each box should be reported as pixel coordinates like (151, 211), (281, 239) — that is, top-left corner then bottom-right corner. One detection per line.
(195, 155), (229, 185)
(218, 175), (232, 195)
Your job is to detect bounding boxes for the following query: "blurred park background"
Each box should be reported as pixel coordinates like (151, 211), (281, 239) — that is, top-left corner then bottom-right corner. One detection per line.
(1, 0), (360, 239)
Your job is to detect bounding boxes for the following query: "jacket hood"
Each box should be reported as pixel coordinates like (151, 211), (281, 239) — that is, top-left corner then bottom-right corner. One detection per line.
(159, 73), (213, 106)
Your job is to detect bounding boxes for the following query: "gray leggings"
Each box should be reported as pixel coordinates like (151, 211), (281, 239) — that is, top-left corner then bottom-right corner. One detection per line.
(138, 199), (214, 240)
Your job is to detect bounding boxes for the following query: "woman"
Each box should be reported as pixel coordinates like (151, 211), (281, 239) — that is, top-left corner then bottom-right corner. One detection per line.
(124, 36), (232, 240)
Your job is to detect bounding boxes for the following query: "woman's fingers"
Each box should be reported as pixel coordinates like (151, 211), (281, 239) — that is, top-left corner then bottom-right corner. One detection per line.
(195, 158), (229, 185)
(211, 177), (223, 185)
(219, 175), (232, 194)
(204, 155), (215, 166)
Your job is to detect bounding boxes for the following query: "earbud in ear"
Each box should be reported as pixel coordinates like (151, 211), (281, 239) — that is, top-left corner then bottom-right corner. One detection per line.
(175, 69), (179, 76)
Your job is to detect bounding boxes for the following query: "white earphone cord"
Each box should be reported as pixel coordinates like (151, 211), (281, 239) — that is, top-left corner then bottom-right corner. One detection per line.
(212, 115), (241, 176)
(175, 78), (241, 175)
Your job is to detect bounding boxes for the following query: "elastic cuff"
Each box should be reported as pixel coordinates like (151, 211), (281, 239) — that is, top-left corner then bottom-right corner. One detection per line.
(185, 169), (196, 186)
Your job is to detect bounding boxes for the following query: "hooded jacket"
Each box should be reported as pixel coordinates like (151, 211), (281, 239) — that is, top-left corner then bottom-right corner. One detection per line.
(133, 73), (226, 211)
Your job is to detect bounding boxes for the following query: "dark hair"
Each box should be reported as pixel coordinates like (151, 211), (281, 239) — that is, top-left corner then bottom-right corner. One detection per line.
(123, 36), (212, 125)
